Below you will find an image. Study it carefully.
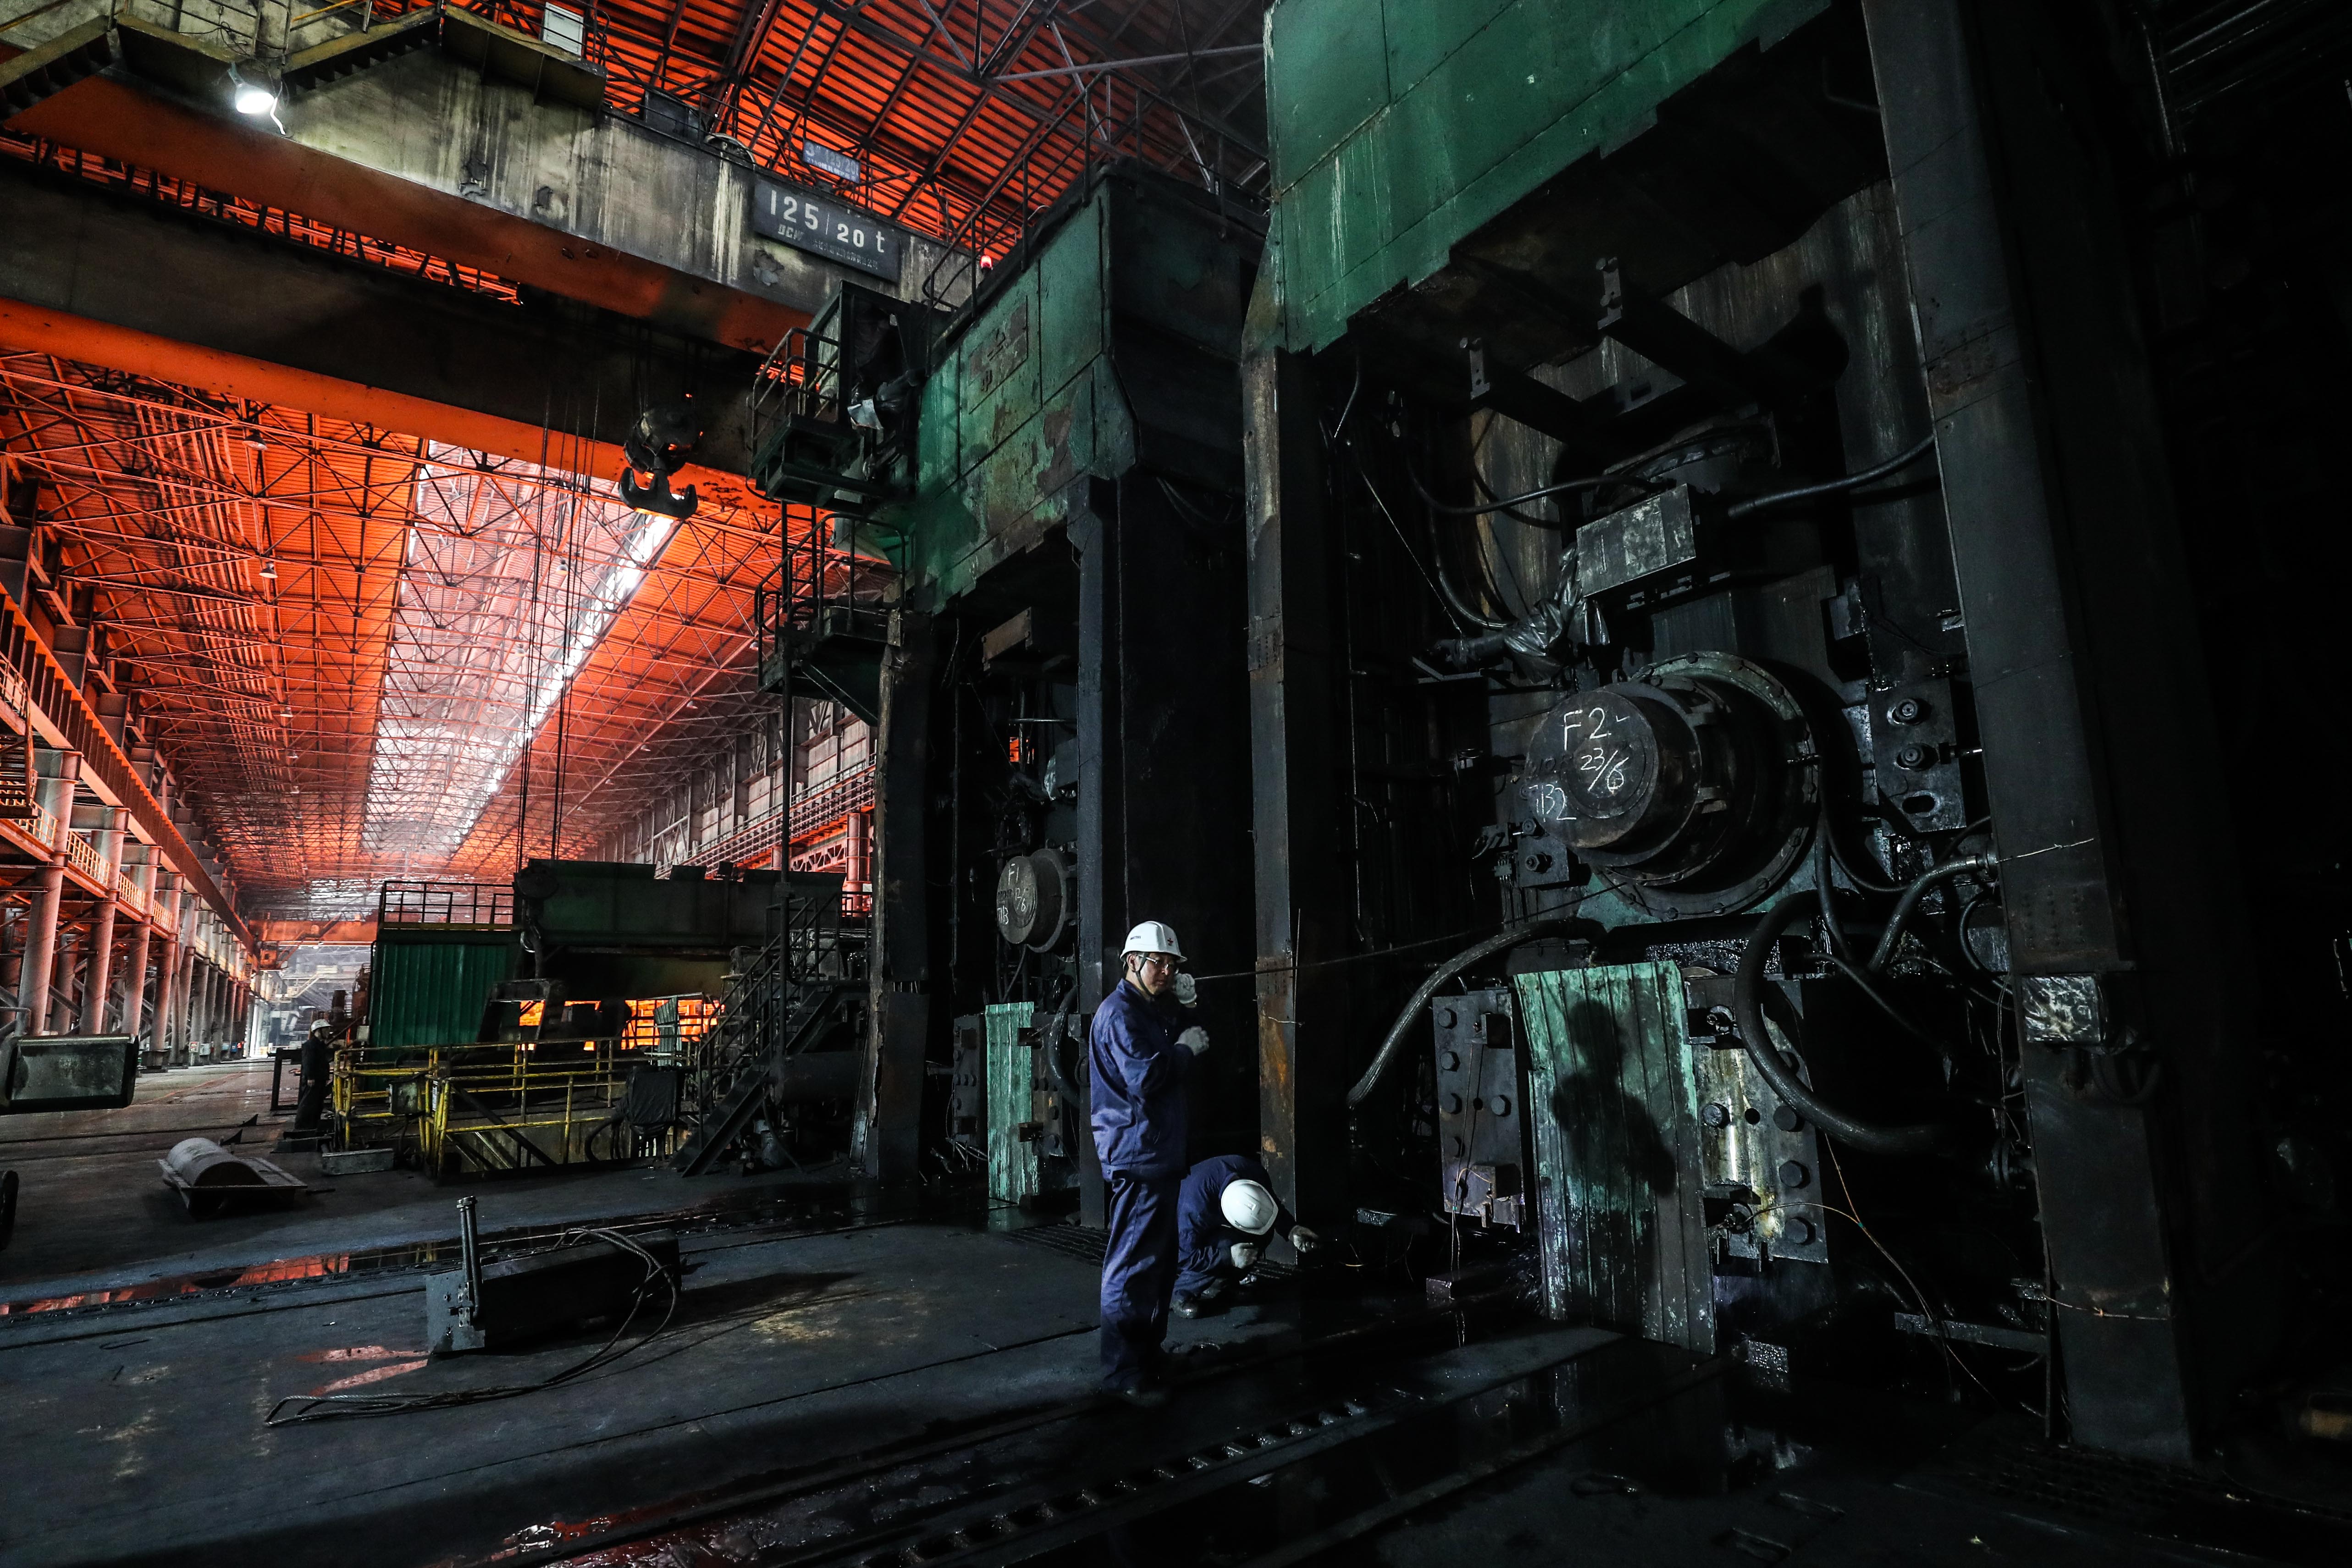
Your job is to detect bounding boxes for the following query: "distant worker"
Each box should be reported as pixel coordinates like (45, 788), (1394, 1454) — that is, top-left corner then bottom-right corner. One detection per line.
(292, 1016), (333, 1137)
(1089, 920), (1209, 1407)
(1171, 1154), (1321, 1318)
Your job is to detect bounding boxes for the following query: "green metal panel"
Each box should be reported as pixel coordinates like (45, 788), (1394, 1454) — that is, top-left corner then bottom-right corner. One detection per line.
(1038, 195), (1106, 398)
(368, 935), (516, 1051)
(1262, 0), (1830, 353)
(984, 1001), (1038, 1204)
(915, 337), (962, 498)
(1514, 962), (1712, 1351)
(1266, 0), (1391, 189)
(883, 171), (1245, 612)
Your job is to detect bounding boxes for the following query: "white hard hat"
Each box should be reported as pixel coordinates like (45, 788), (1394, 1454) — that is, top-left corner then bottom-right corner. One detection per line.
(1221, 1178), (1278, 1236)
(1121, 921), (1185, 961)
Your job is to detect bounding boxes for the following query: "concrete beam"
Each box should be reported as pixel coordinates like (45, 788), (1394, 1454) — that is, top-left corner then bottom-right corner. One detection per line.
(1, 5), (966, 352)
(0, 157), (766, 480)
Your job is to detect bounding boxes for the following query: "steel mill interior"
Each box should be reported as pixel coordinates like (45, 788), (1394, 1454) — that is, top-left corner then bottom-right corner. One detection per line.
(6, 1), (2352, 1564)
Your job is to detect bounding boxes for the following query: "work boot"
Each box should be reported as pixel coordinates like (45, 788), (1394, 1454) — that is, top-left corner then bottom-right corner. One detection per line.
(1171, 1280), (1229, 1319)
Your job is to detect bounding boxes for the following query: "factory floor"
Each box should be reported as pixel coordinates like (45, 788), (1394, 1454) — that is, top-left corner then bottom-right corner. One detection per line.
(2, 1061), (2348, 1567)
(0, 1058), (853, 1302)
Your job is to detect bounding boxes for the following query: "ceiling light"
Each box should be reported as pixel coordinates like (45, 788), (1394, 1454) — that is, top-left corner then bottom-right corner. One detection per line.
(259, 558), (277, 579)
(229, 64), (284, 128)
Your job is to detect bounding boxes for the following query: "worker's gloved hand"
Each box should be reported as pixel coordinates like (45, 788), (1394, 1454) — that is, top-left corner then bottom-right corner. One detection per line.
(1288, 1225), (1321, 1256)
(1173, 972), (1198, 1007)
(1229, 1241), (1261, 1270)
(1178, 1026), (1210, 1055)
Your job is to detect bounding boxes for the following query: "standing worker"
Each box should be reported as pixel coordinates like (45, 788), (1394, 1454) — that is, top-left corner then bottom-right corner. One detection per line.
(1171, 1154), (1321, 1318)
(1090, 920), (1208, 1406)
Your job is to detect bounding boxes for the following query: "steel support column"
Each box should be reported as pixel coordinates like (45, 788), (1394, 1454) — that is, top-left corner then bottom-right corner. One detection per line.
(172, 944), (196, 1062)
(1864, 0), (2270, 1461)
(122, 908), (154, 1049)
(1242, 346), (1346, 1229)
(151, 877), (182, 1065)
(21, 864), (63, 1036)
(857, 610), (934, 1183)
(81, 808), (121, 1034)
(23, 748), (77, 1036)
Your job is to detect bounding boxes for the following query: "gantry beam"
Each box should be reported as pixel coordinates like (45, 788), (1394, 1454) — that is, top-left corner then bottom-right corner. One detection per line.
(0, 10), (964, 349)
(0, 158), (766, 476)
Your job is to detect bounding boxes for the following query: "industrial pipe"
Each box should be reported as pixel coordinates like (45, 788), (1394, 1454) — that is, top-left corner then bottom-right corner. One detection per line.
(1732, 891), (1950, 1156)
(1346, 918), (1578, 1109)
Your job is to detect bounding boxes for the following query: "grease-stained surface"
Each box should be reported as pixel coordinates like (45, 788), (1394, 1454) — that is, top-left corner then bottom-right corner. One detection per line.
(1514, 963), (1712, 1352)
(984, 1002), (1039, 1205)
(0, 1218), (1158, 1567)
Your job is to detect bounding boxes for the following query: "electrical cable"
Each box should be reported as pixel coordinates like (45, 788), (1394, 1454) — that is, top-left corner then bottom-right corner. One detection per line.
(1723, 431), (1938, 519)
(1340, 432), (1476, 634)
(1824, 952), (1949, 1051)
(1731, 889), (1951, 1156)
(1408, 459), (1662, 522)
(1427, 519), (1512, 630)
(263, 1226), (679, 1425)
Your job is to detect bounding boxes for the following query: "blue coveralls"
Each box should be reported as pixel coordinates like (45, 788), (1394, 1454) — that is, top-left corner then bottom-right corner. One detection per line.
(1089, 980), (1193, 1391)
(1175, 1154), (1295, 1299)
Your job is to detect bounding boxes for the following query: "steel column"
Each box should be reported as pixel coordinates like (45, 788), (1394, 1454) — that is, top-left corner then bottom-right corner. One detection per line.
(23, 748), (77, 1036)
(1863, 0), (2269, 1461)
(122, 907), (154, 1048)
(151, 876), (182, 1064)
(22, 864), (63, 1036)
(81, 808), (121, 1033)
(856, 610), (934, 1182)
(1242, 347), (1346, 1229)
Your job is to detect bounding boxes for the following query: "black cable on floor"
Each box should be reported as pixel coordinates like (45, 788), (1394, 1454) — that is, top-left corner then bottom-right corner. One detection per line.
(263, 1226), (678, 1426)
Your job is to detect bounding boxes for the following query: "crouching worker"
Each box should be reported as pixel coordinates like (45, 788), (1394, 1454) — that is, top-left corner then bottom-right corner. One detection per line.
(1171, 1154), (1320, 1318)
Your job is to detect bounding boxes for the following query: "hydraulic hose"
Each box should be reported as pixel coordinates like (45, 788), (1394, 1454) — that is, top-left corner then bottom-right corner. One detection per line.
(1868, 856), (1999, 972)
(1733, 890), (1951, 1156)
(1723, 432), (1939, 519)
(1345, 918), (1577, 1109)
(1041, 1008), (1084, 1103)
(1432, 550), (1512, 630)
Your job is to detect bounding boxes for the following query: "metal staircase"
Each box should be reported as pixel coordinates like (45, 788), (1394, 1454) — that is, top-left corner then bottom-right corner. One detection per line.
(671, 872), (867, 1176)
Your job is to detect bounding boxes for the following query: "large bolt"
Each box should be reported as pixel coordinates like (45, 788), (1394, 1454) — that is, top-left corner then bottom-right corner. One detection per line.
(1889, 696), (1927, 724)
(1701, 1103), (1732, 1128)
(1772, 1105), (1803, 1132)
(1778, 1160), (1811, 1190)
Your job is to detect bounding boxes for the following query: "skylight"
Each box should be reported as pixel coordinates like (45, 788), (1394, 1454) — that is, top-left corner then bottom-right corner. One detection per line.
(360, 447), (674, 865)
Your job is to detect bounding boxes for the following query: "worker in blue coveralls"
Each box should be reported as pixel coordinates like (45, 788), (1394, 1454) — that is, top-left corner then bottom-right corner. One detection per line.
(1170, 1154), (1322, 1319)
(1089, 919), (1206, 1407)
